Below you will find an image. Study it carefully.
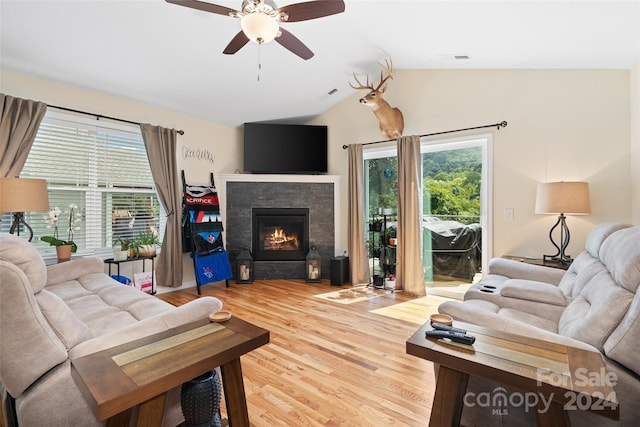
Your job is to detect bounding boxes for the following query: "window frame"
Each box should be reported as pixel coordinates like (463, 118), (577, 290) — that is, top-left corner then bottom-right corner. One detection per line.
(14, 110), (165, 262)
(363, 134), (493, 276)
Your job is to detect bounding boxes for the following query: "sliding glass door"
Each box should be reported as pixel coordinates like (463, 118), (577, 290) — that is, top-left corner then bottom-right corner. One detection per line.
(364, 135), (491, 288)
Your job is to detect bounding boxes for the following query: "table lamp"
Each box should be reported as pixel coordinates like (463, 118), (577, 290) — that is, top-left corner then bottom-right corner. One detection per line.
(0, 177), (50, 242)
(535, 181), (591, 264)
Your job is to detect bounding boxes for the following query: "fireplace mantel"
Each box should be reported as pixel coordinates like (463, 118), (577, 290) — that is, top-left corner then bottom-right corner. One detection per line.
(218, 174), (341, 255)
(218, 174), (341, 280)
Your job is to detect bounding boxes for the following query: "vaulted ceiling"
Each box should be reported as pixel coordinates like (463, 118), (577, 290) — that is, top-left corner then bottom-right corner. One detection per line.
(1, 0), (639, 128)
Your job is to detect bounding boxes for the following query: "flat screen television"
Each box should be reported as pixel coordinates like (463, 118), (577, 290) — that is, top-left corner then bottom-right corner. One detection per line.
(243, 122), (328, 174)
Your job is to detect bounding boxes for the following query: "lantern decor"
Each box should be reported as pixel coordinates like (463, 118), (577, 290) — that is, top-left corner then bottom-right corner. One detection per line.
(236, 247), (254, 284)
(306, 246), (322, 283)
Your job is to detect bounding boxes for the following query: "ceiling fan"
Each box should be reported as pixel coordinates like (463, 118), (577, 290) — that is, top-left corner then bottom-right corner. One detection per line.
(166, 0), (346, 60)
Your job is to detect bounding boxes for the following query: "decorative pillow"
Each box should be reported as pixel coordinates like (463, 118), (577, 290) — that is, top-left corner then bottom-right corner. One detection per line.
(36, 289), (93, 350)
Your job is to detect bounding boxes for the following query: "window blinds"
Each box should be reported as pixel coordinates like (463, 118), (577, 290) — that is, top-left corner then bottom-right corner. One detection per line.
(10, 113), (165, 256)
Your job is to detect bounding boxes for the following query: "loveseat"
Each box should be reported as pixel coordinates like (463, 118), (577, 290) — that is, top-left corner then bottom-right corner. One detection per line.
(438, 222), (640, 426)
(0, 233), (224, 426)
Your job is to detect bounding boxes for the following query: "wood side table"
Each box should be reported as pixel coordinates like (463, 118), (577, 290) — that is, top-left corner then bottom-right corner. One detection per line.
(406, 320), (618, 426)
(71, 316), (269, 427)
(502, 255), (570, 270)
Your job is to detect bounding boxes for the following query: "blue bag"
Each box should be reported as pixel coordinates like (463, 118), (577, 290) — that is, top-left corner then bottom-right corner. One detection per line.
(192, 250), (233, 285)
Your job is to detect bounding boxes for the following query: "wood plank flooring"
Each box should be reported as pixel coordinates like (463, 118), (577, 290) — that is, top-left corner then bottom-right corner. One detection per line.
(156, 280), (452, 427)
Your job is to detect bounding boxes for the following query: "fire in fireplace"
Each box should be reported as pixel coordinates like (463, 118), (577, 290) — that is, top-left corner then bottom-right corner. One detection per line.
(252, 208), (309, 261)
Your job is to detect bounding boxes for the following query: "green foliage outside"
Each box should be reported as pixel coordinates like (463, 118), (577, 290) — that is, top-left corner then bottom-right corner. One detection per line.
(366, 147), (482, 224)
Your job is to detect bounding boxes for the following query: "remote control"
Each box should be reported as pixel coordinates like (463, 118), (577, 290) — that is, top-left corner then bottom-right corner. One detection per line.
(425, 329), (476, 345)
(431, 323), (467, 334)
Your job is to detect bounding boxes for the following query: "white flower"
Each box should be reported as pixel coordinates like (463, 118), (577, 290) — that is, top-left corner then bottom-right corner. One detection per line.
(44, 207), (61, 225)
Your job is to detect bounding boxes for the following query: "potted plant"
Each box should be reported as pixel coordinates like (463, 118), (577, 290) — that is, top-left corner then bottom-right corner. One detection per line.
(41, 204), (82, 262)
(112, 238), (131, 261)
(114, 238), (138, 259)
(136, 230), (160, 257)
(369, 217), (383, 232)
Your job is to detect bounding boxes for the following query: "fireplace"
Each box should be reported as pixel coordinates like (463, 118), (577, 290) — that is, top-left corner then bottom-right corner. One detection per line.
(252, 208), (309, 261)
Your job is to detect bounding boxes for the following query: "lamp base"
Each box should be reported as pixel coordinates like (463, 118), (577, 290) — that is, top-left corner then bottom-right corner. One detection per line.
(543, 253), (573, 265)
(543, 213), (572, 266)
(9, 212), (34, 242)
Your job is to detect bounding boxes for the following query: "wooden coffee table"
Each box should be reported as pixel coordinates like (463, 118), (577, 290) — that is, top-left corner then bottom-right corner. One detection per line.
(71, 316), (269, 427)
(406, 320), (618, 426)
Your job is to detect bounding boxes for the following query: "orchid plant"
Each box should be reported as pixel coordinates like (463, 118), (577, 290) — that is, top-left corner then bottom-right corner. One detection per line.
(41, 204), (83, 252)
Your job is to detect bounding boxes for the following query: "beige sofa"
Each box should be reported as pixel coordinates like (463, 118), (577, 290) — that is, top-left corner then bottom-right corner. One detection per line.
(0, 233), (223, 427)
(438, 222), (640, 426)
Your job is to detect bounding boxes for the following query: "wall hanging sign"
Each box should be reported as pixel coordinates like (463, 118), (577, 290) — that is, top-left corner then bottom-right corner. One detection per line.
(182, 146), (215, 164)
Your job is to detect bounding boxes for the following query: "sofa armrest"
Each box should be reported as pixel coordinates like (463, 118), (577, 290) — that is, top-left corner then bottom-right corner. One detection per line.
(487, 258), (565, 285)
(438, 300), (598, 352)
(69, 296), (223, 359)
(501, 279), (569, 306)
(46, 257), (106, 287)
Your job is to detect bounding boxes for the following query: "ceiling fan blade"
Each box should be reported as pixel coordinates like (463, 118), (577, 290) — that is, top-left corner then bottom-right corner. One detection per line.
(165, 0), (239, 17)
(277, 0), (345, 22)
(275, 28), (314, 60)
(223, 31), (250, 55)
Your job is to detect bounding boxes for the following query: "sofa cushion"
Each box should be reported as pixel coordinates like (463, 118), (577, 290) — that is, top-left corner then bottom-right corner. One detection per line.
(604, 290), (640, 375)
(556, 251), (606, 298)
(584, 222), (631, 258)
(557, 227), (640, 350)
(47, 272), (175, 337)
(500, 279), (568, 305)
(36, 289), (93, 349)
(558, 271), (633, 349)
(599, 226), (640, 293)
(46, 257), (105, 287)
(0, 233), (47, 293)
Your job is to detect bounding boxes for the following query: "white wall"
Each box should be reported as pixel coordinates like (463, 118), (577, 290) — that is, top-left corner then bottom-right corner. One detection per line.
(631, 59), (640, 225)
(313, 69), (632, 259)
(1, 68), (242, 284)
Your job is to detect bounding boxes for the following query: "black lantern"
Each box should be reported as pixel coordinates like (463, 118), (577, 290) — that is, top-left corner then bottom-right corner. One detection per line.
(236, 247), (253, 284)
(306, 246), (321, 283)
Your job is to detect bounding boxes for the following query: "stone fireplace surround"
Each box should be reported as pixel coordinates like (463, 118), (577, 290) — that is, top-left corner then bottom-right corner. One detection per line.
(218, 174), (341, 280)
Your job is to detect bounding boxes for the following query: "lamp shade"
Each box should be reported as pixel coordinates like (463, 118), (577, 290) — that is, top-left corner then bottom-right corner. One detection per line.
(0, 178), (50, 213)
(241, 12), (279, 44)
(535, 181), (591, 215)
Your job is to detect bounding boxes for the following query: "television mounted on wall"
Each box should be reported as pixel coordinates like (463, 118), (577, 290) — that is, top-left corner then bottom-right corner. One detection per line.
(243, 122), (328, 174)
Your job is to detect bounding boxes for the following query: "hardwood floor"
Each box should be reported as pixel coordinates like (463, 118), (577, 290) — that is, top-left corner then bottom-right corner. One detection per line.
(156, 280), (453, 426)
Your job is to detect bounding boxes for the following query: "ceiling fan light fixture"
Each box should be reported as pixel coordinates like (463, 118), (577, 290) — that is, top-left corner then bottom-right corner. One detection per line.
(241, 12), (279, 44)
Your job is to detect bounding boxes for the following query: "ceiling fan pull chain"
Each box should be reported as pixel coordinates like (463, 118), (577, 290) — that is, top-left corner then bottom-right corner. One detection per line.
(257, 42), (262, 82)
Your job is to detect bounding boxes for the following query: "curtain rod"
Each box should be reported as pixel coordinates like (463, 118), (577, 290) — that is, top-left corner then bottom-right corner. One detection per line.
(341, 121), (507, 149)
(48, 104), (185, 135)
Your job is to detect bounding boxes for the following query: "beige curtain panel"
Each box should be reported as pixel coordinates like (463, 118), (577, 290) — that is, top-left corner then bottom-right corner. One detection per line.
(0, 94), (47, 178)
(140, 124), (183, 287)
(397, 135), (425, 296)
(348, 143), (371, 285)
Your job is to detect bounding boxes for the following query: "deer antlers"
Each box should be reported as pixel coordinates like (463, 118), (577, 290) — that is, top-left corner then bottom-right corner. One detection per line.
(349, 58), (395, 92)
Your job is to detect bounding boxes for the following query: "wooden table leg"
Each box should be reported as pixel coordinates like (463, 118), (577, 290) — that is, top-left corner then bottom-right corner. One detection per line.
(136, 393), (167, 427)
(106, 409), (132, 427)
(535, 400), (570, 427)
(220, 358), (250, 427)
(429, 366), (470, 427)
(105, 393), (166, 427)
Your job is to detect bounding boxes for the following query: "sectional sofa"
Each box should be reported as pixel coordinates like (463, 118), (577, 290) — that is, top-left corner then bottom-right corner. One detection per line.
(439, 222), (640, 426)
(0, 233), (224, 426)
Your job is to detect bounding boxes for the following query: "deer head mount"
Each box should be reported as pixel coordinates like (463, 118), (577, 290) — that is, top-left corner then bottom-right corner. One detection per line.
(350, 59), (404, 139)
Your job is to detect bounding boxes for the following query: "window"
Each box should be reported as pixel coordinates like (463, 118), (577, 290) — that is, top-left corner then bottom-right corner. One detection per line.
(3, 111), (165, 257)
